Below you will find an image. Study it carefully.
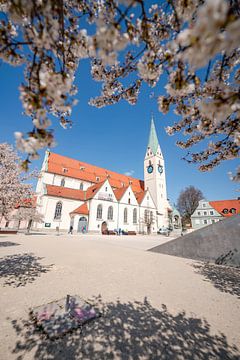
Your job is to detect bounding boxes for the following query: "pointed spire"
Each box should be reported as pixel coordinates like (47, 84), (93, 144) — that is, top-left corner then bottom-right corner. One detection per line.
(148, 114), (160, 155)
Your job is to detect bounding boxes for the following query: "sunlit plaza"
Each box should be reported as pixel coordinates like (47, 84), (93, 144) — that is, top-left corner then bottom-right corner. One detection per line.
(0, 233), (239, 359)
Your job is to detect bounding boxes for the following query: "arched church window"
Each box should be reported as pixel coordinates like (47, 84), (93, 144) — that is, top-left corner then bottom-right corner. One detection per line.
(54, 201), (62, 219)
(107, 206), (113, 220)
(133, 208), (137, 224)
(79, 182), (83, 190)
(97, 204), (102, 219)
(124, 208), (128, 223)
(60, 178), (65, 187)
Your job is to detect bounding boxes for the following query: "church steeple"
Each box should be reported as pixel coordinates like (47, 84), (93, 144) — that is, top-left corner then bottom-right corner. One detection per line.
(144, 114), (168, 228)
(148, 115), (159, 155)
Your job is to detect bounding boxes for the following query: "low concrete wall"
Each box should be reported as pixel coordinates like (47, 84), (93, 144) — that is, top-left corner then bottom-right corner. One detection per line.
(149, 216), (240, 267)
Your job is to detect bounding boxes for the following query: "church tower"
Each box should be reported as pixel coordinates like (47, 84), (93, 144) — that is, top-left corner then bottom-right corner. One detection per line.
(144, 115), (169, 228)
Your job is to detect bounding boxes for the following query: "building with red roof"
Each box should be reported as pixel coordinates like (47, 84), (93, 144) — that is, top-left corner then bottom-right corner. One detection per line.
(35, 118), (171, 234)
(191, 199), (240, 229)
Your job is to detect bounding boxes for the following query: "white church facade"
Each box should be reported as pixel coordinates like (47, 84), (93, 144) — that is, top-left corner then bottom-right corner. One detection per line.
(35, 118), (171, 234)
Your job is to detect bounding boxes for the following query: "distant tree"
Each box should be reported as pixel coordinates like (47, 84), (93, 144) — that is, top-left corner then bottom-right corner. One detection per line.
(0, 143), (33, 222)
(177, 186), (204, 226)
(12, 206), (43, 232)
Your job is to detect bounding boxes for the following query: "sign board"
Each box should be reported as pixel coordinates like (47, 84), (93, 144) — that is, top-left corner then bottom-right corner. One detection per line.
(45, 223), (51, 228)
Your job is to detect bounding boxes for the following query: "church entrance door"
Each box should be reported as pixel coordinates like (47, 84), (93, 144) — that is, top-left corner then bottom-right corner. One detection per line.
(78, 217), (88, 233)
(101, 221), (107, 234)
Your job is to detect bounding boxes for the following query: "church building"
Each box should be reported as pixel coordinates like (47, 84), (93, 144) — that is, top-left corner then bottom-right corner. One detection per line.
(35, 118), (171, 234)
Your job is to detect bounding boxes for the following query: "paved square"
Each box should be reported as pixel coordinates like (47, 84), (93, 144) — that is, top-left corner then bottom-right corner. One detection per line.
(0, 233), (239, 359)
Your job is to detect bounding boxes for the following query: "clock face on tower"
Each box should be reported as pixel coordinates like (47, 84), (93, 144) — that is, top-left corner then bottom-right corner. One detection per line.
(158, 165), (163, 174)
(147, 165), (153, 174)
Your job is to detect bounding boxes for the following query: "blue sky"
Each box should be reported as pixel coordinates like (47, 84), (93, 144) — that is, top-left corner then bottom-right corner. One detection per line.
(0, 59), (239, 204)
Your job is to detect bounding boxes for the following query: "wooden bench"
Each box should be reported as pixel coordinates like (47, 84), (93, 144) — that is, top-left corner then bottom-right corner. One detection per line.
(0, 230), (18, 234)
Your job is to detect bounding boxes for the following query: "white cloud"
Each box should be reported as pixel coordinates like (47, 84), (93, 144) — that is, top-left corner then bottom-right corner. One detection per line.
(124, 170), (135, 177)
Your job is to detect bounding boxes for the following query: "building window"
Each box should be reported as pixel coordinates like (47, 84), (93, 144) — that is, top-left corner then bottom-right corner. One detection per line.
(222, 208), (229, 214)
(197, 212), (201, 216)
(97, 204), (102, 219)
(203, 219), (207, 224)
(96, 177), (100, 182)
(62, 167), (68, 173)
(202, 203), (206, 207)
(204, 211), (207, 216)
(230, 208), (236, 214)
(107, 206), (113, 220)
(211, 219), (215, 223)
(210, 211), (214, 215)
(60, 178), (65, 187)
(128, 198), (131, 204)
(80, 182), (84, 190)
(105, 187), (108, 192)
(54, 202), (62, 220)
(133, 208), (137, 224)
(124, 208), (128, 223)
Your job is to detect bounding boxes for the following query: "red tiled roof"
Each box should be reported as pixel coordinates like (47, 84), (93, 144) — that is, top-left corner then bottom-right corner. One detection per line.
(209, 199), (240, 217)
(46, 185), (85, 201)
(85, 182), (105, 200)
(47, 152), (144, 192)
(113, 187), (128, 201)
(70, 202), (89, 215)
(135, 191), (146, 205)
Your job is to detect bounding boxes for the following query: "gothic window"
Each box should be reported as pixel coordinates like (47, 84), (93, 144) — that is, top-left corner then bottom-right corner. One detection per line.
(133, 208), (137, 224)
(128, 198), (131, 204)
(97, 204), (103, 219)
(107, 206), (113, 220)
(54, 201), (62, 219)
(124, 208), (128, 223)
(60, 178), (65, 187)
(79, 182), (84, 190)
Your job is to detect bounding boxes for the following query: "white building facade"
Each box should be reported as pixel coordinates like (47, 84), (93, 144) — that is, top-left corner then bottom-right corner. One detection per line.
(191, 199), (240, 229)
(35, 118), (171, 234)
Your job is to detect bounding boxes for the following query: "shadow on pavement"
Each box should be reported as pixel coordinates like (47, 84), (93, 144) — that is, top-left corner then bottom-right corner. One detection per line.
(0, 241), (20, 248)
(193, 263), (240, 299)
(0, 253), (53, 287)
(11, 296), (239, 359)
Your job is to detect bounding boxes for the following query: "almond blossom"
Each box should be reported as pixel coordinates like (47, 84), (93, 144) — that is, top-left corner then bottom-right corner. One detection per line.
(0, 143), (34, 221)
(0, 0), (239, 176)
